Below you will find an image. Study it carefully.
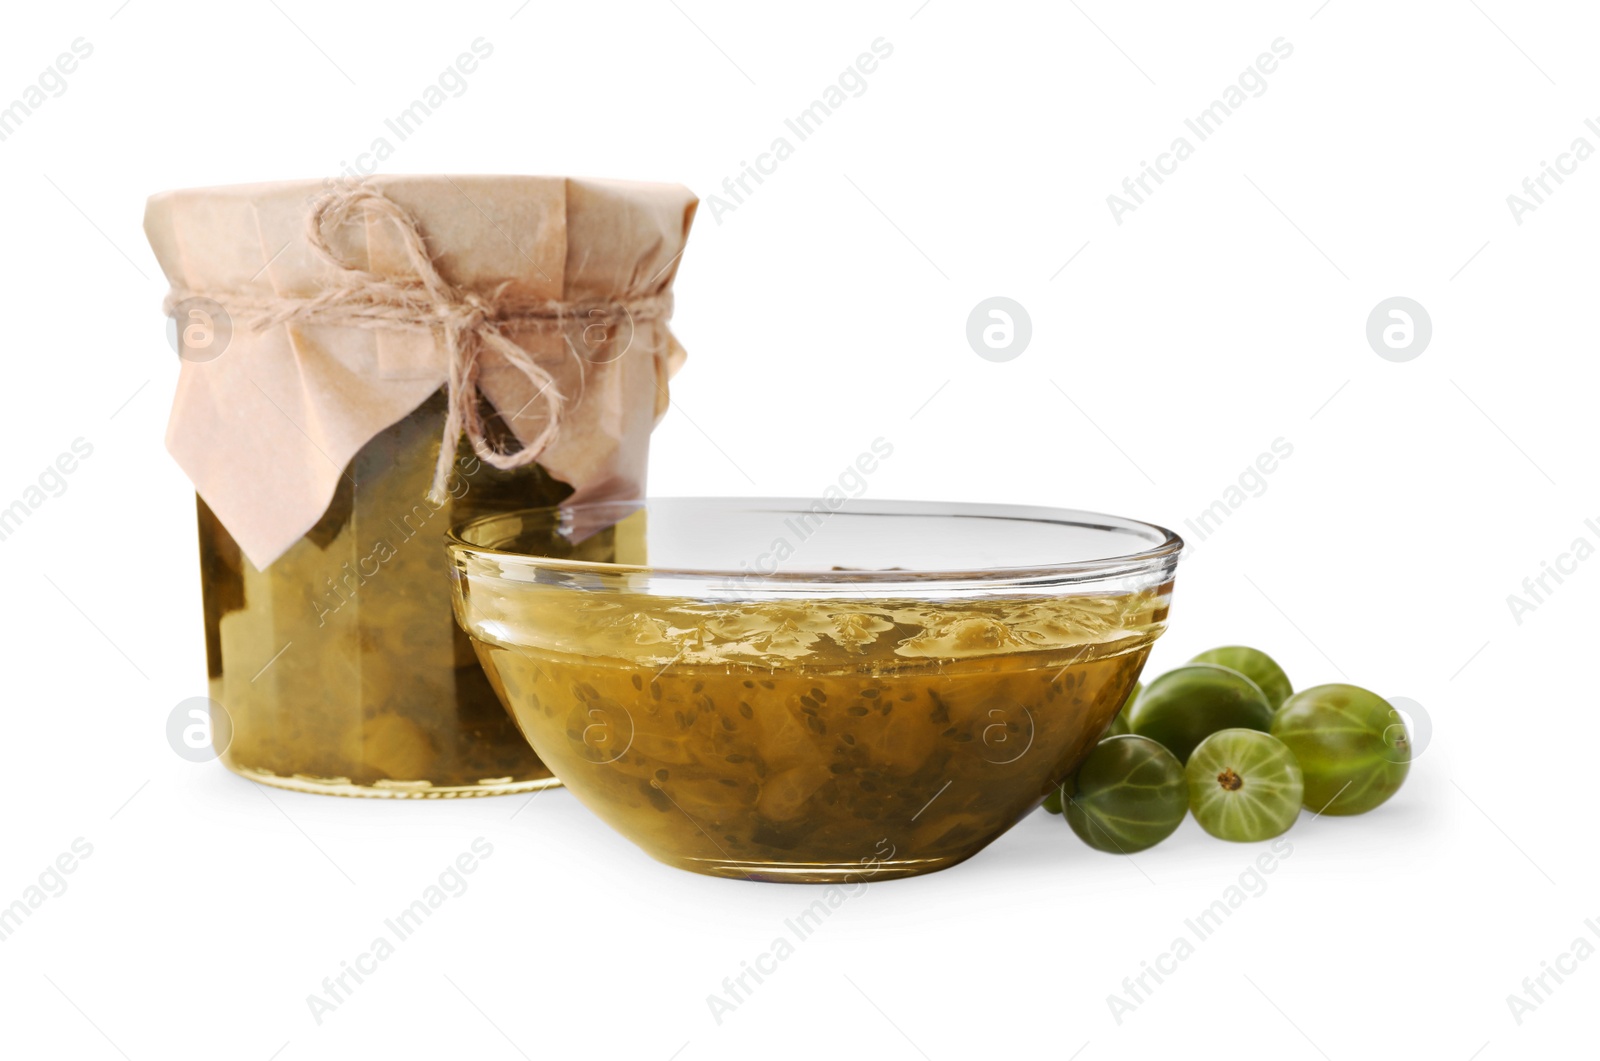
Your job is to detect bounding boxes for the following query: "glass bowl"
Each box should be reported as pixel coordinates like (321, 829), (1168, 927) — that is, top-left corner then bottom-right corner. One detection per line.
(448, 499), (1182, 883)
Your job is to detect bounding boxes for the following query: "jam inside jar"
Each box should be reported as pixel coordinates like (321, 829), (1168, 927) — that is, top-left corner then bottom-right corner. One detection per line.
(199, 391), (571, 797)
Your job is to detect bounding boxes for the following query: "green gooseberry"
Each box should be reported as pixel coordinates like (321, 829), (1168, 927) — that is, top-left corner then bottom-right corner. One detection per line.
(1063, 735), (1189, 853)
(1186, 729), (1303, 842)
(1104, 680), (1141, 737)
(1042, 681), (1145, 814)
(1128, 663), (1272, 763)
(1189, 645), (1293, 710)
(1270, 683), (1410, 816)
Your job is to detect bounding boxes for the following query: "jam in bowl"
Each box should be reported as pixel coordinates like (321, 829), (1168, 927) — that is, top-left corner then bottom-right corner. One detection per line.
(449, 499), (1182, 882)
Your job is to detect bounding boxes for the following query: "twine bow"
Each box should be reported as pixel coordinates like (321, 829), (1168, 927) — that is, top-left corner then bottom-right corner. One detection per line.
(165, 184), (672, 502)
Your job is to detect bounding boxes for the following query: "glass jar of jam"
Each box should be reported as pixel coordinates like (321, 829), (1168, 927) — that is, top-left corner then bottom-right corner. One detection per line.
(198, 392), (572, 796)
(147, 174), (698, 797)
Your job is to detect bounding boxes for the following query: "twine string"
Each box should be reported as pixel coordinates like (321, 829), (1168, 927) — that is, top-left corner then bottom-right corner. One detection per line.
(163, 184), (671, 501)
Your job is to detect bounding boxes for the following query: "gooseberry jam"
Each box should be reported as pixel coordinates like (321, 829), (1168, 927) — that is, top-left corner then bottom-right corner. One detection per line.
(200, 394), (568, 796)
(467, 584), (1165, 878)
(452, 499), (1182, 880)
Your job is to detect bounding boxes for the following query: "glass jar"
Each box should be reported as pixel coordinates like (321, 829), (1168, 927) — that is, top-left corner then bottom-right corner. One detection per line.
(147, 174), (700, 796)
(200, 391), (573, 797)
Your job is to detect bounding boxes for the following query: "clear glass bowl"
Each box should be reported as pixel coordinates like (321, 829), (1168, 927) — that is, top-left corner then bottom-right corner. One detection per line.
(448, 499), (1183, 882)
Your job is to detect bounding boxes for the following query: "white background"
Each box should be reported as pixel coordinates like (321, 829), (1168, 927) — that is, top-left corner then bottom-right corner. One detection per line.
(0, 1), (1592, 1058)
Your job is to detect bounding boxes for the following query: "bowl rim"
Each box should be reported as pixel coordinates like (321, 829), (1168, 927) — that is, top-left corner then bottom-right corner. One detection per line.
(447, 497), (1183, 589)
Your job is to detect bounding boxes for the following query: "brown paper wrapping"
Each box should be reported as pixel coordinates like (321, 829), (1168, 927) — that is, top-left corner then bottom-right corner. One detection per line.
(144, 175), (697, 569)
